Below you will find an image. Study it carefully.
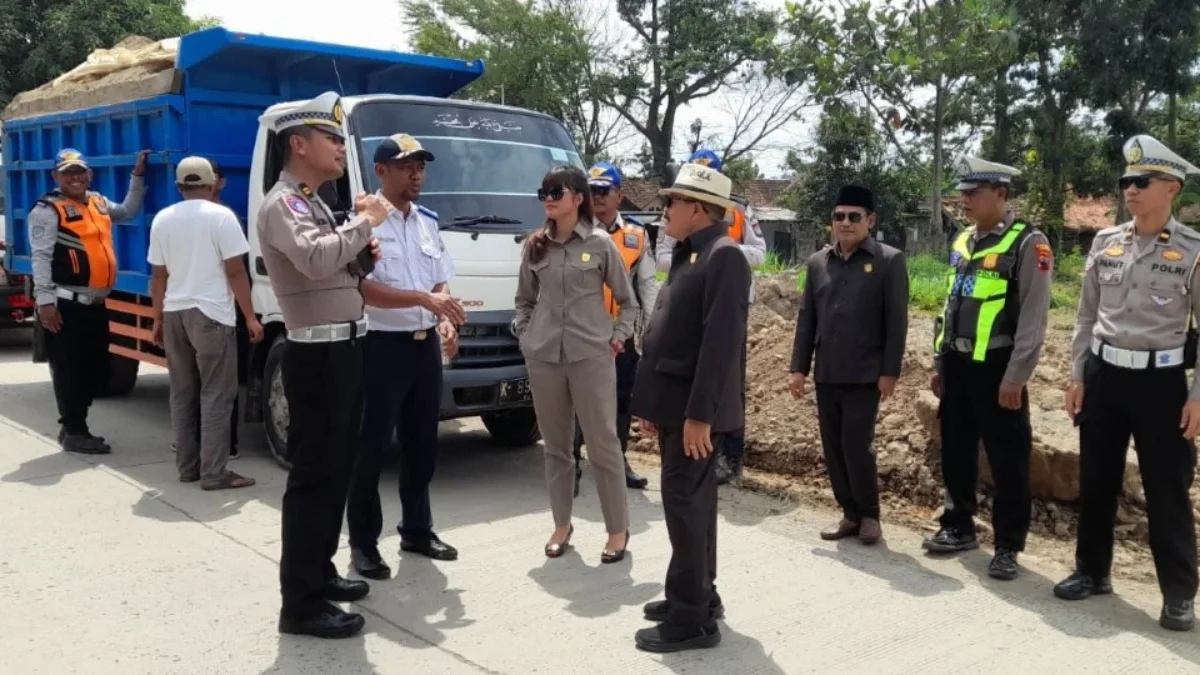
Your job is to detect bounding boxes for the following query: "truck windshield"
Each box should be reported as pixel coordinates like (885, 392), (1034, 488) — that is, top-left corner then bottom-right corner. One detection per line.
(353, 100), (585, 230)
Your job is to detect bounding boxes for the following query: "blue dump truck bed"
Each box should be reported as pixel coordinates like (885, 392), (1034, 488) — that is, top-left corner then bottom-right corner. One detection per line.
(1, 27), (483, 296)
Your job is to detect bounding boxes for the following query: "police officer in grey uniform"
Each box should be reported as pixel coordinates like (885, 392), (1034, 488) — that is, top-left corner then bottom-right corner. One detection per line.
(1059, 135), (1200, 632)
(257, 91), (390, 639)
(925, 157), (1052, 582)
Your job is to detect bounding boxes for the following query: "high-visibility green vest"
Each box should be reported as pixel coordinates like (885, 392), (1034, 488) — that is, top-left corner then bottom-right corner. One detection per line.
(934, 221), (1032, 361)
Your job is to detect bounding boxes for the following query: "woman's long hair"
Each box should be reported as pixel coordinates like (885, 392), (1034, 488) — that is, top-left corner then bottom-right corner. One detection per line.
(526, 165), (595, 264)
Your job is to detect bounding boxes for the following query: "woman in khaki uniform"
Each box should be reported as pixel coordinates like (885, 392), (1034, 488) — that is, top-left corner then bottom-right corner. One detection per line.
(514, 165), (638, 562)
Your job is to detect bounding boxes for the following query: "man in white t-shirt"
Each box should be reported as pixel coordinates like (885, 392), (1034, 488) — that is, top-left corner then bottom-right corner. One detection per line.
(148, 156), (264, 490)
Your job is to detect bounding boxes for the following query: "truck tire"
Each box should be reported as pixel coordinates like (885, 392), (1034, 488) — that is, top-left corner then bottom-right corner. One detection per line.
(481, 408), (540, 447)
(98, 354), (139, 398)
(261, 336), (292, 470)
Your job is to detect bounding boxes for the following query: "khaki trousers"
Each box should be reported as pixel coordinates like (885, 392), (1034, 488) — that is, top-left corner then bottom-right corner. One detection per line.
(527, 354), (629, 534)
(163, 308), (238, 481)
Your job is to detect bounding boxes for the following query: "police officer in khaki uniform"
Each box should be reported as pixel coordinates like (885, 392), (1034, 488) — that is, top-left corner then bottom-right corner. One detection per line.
(655, 149), (766, 485)
(256, 91), (390, 639)
(926, 157), (1052, 582)
(1059, 135), (1200, 632)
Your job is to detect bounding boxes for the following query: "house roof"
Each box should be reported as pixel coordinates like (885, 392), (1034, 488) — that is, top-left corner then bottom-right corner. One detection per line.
(621, 178), (795, 211)
(1062, 196), (1117, 231)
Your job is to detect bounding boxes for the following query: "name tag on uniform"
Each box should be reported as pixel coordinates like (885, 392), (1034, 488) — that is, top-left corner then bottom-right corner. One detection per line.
(864, 263), (873, 273)
(581, 253), (591, 262)
(690, 253), (698, 263)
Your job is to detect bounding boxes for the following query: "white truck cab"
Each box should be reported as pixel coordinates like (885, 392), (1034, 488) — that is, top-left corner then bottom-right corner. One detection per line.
(245, 94), (585, 466)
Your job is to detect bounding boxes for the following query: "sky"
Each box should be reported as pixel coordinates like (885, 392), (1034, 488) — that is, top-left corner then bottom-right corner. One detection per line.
(183, 0), (809, 178)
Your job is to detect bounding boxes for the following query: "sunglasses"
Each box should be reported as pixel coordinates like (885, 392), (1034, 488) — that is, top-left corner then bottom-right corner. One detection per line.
(590, 186), (612, 197)
(832, 211), (866, 223)
(664, 196), (700, 209)
(537, 187), (567, 202)
(1118, 175), (1170, 190)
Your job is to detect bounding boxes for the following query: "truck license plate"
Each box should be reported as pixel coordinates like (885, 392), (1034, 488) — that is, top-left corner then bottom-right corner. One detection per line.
(499, 377), (532, 404)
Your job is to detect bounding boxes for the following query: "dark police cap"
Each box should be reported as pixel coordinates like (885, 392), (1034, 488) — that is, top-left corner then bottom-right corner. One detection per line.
(836, 184), (875, 212)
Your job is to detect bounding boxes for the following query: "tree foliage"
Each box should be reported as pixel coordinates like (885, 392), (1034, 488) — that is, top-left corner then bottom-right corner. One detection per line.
(602, 0), (784, 179)
(0, 0), (211, 107)
(780, 102), (926, 246)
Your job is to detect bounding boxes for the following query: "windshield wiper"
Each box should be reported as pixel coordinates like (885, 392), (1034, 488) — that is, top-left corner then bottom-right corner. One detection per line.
(442, 214), (529, 241)
(449, 215), (522, 227)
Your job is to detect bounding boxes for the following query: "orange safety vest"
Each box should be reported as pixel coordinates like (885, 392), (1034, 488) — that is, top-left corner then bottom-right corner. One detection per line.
(727, 205), (746, 243)
(603, 223), (645, 319)
(41, 192), (117, 290)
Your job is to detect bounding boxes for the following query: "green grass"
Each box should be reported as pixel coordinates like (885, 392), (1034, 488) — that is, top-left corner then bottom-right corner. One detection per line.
(655, 249), (1085, 313)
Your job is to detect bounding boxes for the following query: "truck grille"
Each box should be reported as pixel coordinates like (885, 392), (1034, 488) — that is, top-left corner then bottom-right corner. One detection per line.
(451, 322), (522, 369)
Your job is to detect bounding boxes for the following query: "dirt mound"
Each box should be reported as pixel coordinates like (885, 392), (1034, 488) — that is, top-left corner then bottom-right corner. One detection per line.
(630, 271), (1200, 556)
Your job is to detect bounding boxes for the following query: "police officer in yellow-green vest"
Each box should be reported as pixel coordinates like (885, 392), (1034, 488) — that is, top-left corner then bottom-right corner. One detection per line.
(925, 157), (1052, 582)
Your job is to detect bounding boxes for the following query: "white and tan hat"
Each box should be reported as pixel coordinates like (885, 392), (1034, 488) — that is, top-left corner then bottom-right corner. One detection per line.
(1123, 134), (1199, 181)
(659, 162), (734, 210)
(175, 156), (217, 186)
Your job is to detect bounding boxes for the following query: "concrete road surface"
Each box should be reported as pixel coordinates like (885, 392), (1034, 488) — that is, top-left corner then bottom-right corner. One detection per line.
(2, 328), (1199, 674)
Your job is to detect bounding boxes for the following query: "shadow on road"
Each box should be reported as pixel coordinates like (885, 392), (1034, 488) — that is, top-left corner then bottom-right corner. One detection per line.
(527, 552), (663, 620)
(950, 550), (1200, 665)
(657, 621), (787, 674)
(811, 537), (965, 598)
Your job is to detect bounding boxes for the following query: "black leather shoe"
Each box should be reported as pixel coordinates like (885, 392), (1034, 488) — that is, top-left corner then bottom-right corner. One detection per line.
(643, 595), (725, 622)
(351, 547), (392, 580)
(922, 527), (979, 553)
(278, 603), (365, 639)
(323, 576), (370, 602)
(715, 455), (742, 486)
(1053, 571), (1113, 600)
(988, 549), (1020, 581)
(61, 433), (111, 455)
(635, 621), (721, 653)
(625, 460), (648, 489)
(400, 534), (458, 561)
(1160, 599), (1195, 632)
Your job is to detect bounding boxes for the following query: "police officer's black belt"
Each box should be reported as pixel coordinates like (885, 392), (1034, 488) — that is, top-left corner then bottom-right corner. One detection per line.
(287, 318), (368, 343)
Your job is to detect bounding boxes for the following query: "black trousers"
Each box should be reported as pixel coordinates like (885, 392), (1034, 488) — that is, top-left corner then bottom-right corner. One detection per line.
(659, 427), (722, 628)
(815, 383), (882, 521)
(938, 348), (1032, 551)
(721, 338), (748, 462)
(574, 336), (638, 460)
(279, 336), (364, 619)
(348, 330), (443, 548)
(1076, 355), (1198, 600)
(45, 299), (110, 435)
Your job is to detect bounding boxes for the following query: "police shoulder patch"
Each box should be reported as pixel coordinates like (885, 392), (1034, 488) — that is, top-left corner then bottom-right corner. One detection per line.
(285, 195), (311, 215)
(417, 205), (439, 221)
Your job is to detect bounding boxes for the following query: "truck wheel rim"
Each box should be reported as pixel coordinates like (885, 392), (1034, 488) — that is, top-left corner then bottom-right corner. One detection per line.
(269, 365), (289, 446)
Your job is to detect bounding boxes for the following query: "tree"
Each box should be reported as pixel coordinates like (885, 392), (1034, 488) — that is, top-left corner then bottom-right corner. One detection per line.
(780, 102), (925, 246)
(0, 0), (212, 107)
(778, 0), (1017, 251)
(603, 0), (782, 180)
(722, 155), (761, 182)
(406, 0), (630, 164)
(1008, 0), (1088, 246)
